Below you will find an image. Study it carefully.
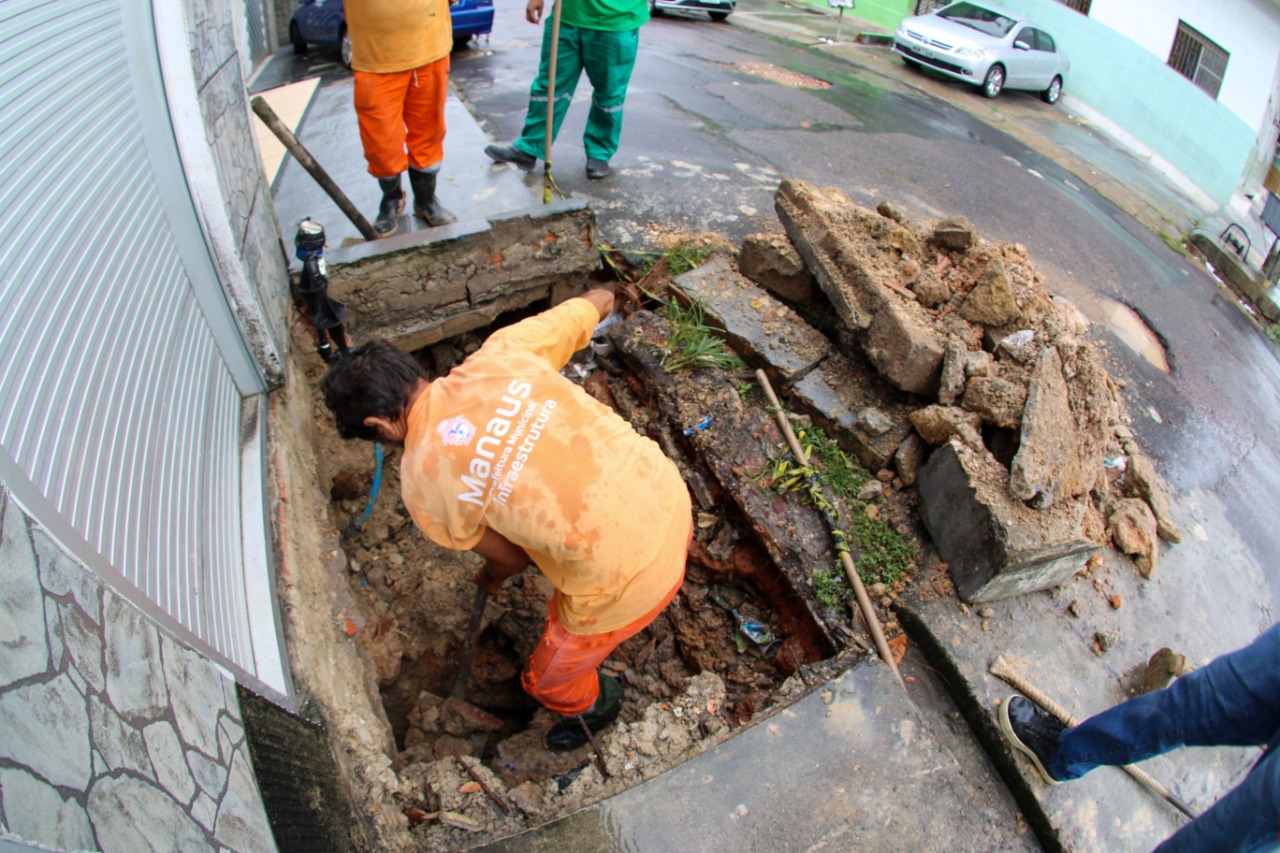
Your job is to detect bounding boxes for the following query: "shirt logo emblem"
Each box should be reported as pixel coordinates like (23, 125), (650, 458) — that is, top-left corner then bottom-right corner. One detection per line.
(437, 416), (477, 447)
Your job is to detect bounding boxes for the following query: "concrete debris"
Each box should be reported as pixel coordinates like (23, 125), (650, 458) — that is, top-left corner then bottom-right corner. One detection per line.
(739, 231), (818, 305)
(1124, 452), (1183, 543)
(1142, 648), (1192, 694)
(931, 215), (977, 251)
(959, 260), (1021, 327)
(1108, 498), (1159, 578)
(909, 405), (983, 447)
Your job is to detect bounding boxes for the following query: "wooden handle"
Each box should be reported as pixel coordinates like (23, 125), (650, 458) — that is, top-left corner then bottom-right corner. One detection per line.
(755, 369), (906, 691)
(250, 96), (380, 242)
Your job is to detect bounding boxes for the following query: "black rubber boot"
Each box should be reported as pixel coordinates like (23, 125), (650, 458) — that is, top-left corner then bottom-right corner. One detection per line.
(409, 167), (457, 227)
(546, 672), (623, 751)
(373, 175), (404, 238)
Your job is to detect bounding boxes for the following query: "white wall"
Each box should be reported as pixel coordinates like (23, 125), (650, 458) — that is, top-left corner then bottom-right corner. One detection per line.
(1089, 0), (1280, 134)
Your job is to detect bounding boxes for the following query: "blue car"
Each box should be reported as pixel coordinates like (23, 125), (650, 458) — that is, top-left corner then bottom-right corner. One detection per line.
(289, 0), (495, 67)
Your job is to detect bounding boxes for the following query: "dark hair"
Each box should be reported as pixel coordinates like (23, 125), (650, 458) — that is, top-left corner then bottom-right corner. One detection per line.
(321, 339), (426, 441)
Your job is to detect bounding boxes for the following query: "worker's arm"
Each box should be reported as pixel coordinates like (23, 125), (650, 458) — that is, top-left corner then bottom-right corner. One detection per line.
(471, 528), (531, 593)
(526, 0), (543, 24)
(579, 287), (614, 321)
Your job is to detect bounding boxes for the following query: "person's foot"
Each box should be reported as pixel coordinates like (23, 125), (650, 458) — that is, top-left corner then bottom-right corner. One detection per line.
(484, 144), (536, 171)
(999, 695), (1066, 785)
(373, 175), (405, 238)
(585, 158), (611, 180)
(546, 673), (623, 751)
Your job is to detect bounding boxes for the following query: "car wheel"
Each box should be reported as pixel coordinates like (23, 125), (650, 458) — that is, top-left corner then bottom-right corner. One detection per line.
(982, 64), (1004, 99)
(453, 34), (473, 51)
(709, 11), (729, 21)
(1042, 75), (1062, 105)
(289, 21), (307, 55)
(340, 26), (352, 68)
(650, 0), (665, 15)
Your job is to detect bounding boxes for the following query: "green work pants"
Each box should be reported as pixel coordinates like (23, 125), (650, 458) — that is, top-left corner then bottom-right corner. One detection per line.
(513, 20), (640, 163)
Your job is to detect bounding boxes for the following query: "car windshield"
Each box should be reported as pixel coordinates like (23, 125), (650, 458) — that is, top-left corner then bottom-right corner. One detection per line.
(937, 2), (1017, 38)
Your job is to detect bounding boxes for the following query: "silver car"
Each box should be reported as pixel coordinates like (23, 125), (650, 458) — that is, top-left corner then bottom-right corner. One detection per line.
(893, 1), (1069, 103)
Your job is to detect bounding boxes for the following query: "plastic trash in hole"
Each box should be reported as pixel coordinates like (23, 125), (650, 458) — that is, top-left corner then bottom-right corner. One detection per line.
(1104, 455), (1127, 485)
(683, 415), (713, 436)
(732, 608), (780, 654)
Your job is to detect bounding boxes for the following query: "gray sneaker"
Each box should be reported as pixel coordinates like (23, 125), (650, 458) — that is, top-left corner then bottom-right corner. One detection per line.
(999, 695), (1065, 785)
(485, 144), (536, 171)
(585, 158), (611, 180)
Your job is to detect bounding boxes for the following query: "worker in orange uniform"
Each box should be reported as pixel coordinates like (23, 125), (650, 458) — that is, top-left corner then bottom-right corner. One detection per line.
(347, 0), (458, 238)
(321, 290), (692, 750)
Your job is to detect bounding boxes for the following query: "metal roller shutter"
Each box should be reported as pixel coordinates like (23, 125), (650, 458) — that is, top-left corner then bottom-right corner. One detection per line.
(0, 0), (287, 698)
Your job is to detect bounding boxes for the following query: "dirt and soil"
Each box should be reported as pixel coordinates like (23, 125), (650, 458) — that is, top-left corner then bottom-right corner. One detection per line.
(298, 191), (1178, 849)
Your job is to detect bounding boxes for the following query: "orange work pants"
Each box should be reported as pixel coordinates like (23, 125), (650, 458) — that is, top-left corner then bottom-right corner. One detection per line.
(522, 523), (692, 716)
(353, 56), (449, 179)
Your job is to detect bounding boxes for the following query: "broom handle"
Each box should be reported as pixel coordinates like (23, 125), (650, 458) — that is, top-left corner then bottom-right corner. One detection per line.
(989, 655), (1198, 820)
(755, 370), (906, 691)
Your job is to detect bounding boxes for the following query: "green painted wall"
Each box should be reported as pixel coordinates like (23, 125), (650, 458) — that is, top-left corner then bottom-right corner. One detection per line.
(993, 0), (1253, 205)
(791, 0), (917, 34)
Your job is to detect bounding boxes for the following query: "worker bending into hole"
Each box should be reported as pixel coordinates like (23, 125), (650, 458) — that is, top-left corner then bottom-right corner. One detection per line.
(322, 289), (691, 750)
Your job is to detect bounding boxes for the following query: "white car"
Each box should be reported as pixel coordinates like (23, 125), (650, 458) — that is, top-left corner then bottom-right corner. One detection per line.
(893, 1), (1069, 103)
(650, 0), (734, 23)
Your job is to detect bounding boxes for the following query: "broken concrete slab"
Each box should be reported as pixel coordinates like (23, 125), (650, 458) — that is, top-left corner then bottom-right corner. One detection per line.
(775, 181), (944, 395)
(775, 180), (913, 331)
(738, 232), (816, 305)
(862, 296), (945, 395)
(918, 440), (1099, 603)
(474, 657), (1036, 853)
(316, 199), (598, 351)
(671, 256), (830, 381)
(789, 351), (913, 471)
(1009, 347), (1085, 509)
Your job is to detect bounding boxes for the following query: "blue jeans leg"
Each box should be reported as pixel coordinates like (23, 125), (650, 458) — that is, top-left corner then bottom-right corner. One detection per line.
(1051, 623), (1280, 851)
(1155, 741), (1279, 853)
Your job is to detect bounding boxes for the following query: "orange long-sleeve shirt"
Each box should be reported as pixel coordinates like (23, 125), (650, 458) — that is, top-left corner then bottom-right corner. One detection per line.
(401, 298), (690, 634)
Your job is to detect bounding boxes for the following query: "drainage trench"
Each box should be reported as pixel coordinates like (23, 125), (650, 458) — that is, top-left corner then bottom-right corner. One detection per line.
(312, 298), (841, 803)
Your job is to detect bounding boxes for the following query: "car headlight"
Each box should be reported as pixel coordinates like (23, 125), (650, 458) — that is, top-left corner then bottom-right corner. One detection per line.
(955, 47), (987, 58)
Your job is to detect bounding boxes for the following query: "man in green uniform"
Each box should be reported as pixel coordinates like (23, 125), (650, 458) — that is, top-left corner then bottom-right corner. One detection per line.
(484, 0), (647, 179)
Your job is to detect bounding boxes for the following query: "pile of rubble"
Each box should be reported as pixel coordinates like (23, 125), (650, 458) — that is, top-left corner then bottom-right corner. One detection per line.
(706, 179), (1181, 603)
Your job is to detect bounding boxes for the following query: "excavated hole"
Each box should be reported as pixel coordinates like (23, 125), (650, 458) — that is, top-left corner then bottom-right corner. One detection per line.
(315, 298), (837, 795)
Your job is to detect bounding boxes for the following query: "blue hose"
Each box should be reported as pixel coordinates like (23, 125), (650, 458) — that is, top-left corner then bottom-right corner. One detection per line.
(342, 442), (383, 538)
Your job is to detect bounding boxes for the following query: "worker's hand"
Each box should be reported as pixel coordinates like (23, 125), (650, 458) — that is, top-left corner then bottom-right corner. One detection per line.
(581, 288), (615, 321)
(473, 562), (507, 595)
(526, 0), (544, 24)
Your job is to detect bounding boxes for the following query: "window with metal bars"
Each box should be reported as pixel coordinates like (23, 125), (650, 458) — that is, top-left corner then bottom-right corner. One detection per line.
(1168, 21), (1228, 99)
(1052, 0), (1091, 14)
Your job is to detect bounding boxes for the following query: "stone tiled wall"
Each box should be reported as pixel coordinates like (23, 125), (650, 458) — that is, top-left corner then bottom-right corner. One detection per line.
(0, 487), (277, 852)
(183, 0), (291, 387)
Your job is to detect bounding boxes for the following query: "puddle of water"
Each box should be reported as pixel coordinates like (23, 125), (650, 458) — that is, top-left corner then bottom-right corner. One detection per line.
(1100, 297), (1170, 372)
